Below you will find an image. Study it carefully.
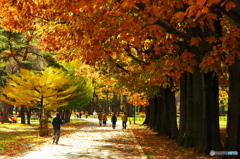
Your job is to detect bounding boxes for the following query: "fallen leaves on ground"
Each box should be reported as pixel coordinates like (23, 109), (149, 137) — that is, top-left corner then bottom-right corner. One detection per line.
(0, 121), (88, 157)
(130, 124), (218, 158)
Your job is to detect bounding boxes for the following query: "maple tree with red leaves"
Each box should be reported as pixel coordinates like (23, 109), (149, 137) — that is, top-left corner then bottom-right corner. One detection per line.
(1, 0), (240, 157)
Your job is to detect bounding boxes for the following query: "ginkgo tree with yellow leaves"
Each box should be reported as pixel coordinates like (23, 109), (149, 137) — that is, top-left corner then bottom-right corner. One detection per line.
(0, 67), (77, 136)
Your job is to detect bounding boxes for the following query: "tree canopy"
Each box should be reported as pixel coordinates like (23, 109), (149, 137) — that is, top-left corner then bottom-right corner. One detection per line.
(0, 0), (238, 97)
(0, 67), (77, 110)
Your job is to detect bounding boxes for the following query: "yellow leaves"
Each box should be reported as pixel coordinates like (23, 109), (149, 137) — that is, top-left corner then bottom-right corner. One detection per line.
(0, 67), (77, 109)
(127, 93), (149, 106)
(0, 50), (11, 55)
(121, 0), (137, 8)
(67, 0), (89, 14)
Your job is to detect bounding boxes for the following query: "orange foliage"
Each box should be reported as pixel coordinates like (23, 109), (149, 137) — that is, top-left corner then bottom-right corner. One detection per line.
(127, 93), (149, 106)
(0, 0), (239, 98)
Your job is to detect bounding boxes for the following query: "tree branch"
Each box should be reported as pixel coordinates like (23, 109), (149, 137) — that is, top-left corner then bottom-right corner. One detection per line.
(154, 19), (213, 51)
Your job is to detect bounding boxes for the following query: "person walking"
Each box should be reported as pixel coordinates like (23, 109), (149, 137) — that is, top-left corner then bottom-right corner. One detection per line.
(85, 111), (88, 119)
(102, 112), (108, 126)
(98, 111), (103, 126)
(111, 113), (117, 129)
(122, 112), (128, 129)
(52, 112), (63, 144)
(93, 110), (97, 118)
(79, 112), (82, 118)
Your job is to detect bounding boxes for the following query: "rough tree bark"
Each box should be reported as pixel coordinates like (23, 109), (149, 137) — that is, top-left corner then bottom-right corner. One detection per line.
(224, 62), (240, 158)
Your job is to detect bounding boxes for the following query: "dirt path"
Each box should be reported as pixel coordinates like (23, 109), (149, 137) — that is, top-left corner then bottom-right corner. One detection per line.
(6, 119), (147, 159)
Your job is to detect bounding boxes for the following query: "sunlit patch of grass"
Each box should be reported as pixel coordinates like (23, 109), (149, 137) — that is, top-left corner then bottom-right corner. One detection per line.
(0, 120), (88, 157)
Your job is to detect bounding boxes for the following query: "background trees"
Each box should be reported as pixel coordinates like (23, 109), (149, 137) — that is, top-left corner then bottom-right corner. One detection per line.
(0, 67), (78, 135)
(0, 27), (44, 123)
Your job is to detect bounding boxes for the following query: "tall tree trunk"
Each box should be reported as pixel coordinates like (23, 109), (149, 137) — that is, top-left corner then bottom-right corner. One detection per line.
(25, 108), (31, 125)
(178, 69), (222, 153)
(205, 72), (222, 151)
(148, 97), (157, 129)
(158, 87), (170, 136)
(180, 72), (198, 148)
(168, 88), (178, 139)
(2, 102), (10, 123)
(225, 62), (240, 158)
(39, 96), (48, 136)
(142, 104), (150, 125)
(177, 72), (187, 144)
(195, 71), (222, 153)
(156, 86), (178, 138)
(20, 105), (26, 124)
(153, 95), (161, 132)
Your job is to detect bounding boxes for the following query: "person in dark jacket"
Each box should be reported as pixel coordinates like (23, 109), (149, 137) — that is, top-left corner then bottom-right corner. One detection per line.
(111, 113), (117, 129)
(52, 112), (63, 144)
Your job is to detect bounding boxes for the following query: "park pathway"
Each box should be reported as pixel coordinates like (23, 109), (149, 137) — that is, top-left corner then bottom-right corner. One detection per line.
(9, 118), (147, 159)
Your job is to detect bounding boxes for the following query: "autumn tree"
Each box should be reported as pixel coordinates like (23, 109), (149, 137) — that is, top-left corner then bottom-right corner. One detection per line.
(57, 61), (94, 122)
(2, 0), (240, 155)
(0, 26), (45, 123)
(0, 67), (77, 136)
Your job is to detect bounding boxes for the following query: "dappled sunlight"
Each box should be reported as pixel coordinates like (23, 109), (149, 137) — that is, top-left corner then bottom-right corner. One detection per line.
(12, 122), (145, 159)
(0, 121), (89, 157)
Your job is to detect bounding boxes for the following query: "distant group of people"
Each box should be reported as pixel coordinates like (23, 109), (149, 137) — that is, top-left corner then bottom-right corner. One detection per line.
(98, 111), (128, 129)
(97, 111), (108, 126)
(52, 111), (129, 144)
(74, 111), (90, 119)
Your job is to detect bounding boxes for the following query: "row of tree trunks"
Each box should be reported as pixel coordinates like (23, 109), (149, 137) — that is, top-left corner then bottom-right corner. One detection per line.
(224, 2), (240, 158)
(143, 67), (222, 154)
(177, 69), (222, 153)
(57, 107), (72, 123)
(145, 86), (178, 139)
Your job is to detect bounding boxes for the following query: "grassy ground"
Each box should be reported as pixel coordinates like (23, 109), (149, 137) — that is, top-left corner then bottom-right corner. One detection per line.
(0, 119), (89, 157)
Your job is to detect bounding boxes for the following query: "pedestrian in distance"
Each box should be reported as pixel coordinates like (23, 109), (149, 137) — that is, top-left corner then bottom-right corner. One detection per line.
(75, 113), (79, 119)
(98, 111), (103, 126)
(102, 112), (108, 126)
(85, 111), (88, 119)
(93, 110), (97, 118)
(122, 112), (128, 129)
(52, 112), (63, 144)
(111, 113), (117, 129)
